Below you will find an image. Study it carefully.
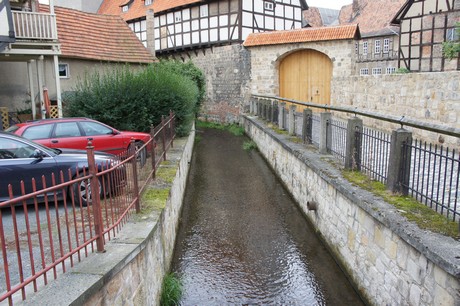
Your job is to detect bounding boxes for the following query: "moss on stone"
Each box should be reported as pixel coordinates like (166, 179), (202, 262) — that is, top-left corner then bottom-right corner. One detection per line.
(140, 188), (170, 214)
(342, 170), (458, 238)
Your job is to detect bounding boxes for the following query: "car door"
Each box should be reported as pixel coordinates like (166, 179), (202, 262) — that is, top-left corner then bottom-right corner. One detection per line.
(78, 121), (127, 155)
(48, 121), (88, 150)
(0, 137), (58, 201)
(21, 123), (54, 147)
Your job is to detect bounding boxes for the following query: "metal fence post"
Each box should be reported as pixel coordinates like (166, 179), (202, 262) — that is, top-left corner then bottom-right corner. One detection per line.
(161, 115), (167, 161)
(387, 128), (413, 195)
(278, 102), (286, 130)
(319, 112), (332, 154)
(86, 141), (104, 252)
(302, 108), (313, 144)
(130, 139), (140, 213)
(289, 105), (296, 135)
(270, 100), (276, 124)
(150, 125), (157, 179)
(345, 117), (363, 170)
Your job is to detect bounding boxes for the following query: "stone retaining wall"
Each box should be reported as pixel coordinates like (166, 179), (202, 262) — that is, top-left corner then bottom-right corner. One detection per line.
(243, 115), (460, 306)
(20, 130), (195, 306)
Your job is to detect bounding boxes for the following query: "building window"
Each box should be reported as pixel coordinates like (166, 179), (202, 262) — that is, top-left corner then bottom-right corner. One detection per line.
(122, 5), (128, 12)
(175, 14), (182, 22)
(355, 42), (358, 54)
(446, 28), (458, 41)
(200, 5), (208, 17)
(145, 0), (152, 5)
(375, 40), (381, 54)
(386, 67), (396, 74)
(360, 68), (369, 76)
(264, 1), (274, 11)
(383, 38), (390, 53)
(58, 63), (69, 78)
(372, 68), (382, 75)
(363, 41), (368, 55)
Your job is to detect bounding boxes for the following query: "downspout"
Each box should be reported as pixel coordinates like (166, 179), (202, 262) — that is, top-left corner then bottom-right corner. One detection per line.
(27, 60), (37, 119)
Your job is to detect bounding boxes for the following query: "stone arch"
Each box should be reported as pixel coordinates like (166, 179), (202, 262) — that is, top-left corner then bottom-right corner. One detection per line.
(278, 49), (332, 105)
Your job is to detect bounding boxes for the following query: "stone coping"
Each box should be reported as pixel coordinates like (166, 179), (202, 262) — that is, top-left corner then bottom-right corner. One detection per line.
(244, 114), (460, 279)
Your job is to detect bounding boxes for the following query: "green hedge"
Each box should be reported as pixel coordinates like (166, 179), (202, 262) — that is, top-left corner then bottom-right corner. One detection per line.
(64, 60), (204, 136)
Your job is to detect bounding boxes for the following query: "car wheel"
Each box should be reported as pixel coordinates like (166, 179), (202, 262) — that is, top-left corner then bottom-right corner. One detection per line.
(133, 141), (147, 168)
(72, 176), (102, 206)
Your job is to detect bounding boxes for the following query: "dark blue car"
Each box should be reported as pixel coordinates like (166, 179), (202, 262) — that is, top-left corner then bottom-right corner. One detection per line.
(0, 131), (122, 205)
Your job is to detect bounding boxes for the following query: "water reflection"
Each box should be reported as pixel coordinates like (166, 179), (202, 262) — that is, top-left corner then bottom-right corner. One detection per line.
(171, 128), (365, 305)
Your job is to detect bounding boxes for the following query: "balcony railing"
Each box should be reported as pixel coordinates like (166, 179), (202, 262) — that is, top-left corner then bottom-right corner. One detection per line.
(12, 11), (57, 41)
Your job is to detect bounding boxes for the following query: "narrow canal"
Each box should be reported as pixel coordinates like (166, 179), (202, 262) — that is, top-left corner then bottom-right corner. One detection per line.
(170, 127), (365, 305)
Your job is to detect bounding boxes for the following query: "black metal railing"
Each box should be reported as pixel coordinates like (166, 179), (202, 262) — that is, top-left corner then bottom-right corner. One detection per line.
(249, 95), (460, 223)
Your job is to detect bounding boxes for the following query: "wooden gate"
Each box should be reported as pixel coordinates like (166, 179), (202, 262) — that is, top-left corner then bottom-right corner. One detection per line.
(279, 49), (332, 105)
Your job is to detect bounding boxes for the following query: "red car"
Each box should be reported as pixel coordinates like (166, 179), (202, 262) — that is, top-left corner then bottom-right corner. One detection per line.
(6, 118), (151, 160)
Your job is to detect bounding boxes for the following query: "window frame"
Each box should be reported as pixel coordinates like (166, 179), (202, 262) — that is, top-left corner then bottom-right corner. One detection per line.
(360, 68), (369, 76)
(372, 67), (382, 75)
(363, 41), (368, 55)
(383, 38), (390, 53)
(374, 39), (381, 54)
(58, 63), (69, 79)
(264, 1), (274, 11)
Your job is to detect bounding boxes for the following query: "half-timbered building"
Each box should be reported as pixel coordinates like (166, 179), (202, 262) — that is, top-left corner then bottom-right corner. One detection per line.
(392, 0), (460, 72)
(98, 0), (308, 55)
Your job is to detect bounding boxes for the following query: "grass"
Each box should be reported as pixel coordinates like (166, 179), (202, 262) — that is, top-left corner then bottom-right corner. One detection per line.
(196, 120), (245, 136)
(160, 273), (182, 306)
(243, 141), (257, 151)
(342, 170), (459, 238)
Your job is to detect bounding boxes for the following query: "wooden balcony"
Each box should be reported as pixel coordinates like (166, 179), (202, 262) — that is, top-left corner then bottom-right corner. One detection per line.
(12, 11), (58, 40)
(1, 11), (60, 56)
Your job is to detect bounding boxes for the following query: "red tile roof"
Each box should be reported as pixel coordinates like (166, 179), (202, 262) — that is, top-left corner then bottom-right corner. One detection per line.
(52, 6), (154, 63)
(98, 0), (203, 21)
(243, 24), (360, 47)
(339, 0), (406, 36)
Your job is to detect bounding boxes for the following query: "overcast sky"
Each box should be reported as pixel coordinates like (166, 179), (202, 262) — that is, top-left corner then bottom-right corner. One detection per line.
(306, 0), (352, 10)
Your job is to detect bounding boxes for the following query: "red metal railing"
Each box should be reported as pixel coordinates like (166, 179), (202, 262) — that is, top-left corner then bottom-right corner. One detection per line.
(0, 113), (175, 305)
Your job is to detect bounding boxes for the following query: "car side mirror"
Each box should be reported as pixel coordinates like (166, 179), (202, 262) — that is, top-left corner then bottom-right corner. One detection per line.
(33, 149), (44, 160)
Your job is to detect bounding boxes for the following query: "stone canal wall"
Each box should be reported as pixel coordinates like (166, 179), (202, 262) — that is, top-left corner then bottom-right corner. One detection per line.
(20, 130), (195, 306)
(243, 115), (460, 306)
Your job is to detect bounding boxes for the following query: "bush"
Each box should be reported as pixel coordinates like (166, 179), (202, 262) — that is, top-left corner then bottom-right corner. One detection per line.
(64, 61), (204, 136)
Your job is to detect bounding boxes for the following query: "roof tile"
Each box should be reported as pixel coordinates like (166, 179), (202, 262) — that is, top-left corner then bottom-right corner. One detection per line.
(98, 0), (202, 21)
(243, 24), (360, 47)
(52, 6), (154, 63)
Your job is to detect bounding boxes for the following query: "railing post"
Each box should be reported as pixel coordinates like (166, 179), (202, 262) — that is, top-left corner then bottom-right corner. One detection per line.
(345, 117), (363, 170)
(302, 108), (313, 144)
(289, 105), (296, 135)
(387, 128), (413, 195)
(150, 125), (157, 179)
(319, 112), (332, 154)
(86, 141), (104, 252)
(162, 115), (167, 161)
(250, 98), (254, 114)
(169, 110), (174, 148)
(278, 102), (286, 130)
(264, 99), (269, 120)
(130, 139), (140, 213)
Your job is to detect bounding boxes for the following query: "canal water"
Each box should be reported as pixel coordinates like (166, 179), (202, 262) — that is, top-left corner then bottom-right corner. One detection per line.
(170, 127), (365, 305)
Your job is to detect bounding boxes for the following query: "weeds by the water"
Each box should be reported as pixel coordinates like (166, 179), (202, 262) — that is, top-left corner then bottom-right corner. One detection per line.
(342, 170), (458, 238)
(243, 141), (257, 151)
(196, 120), (245, 136)
(160, 273), (182, 306)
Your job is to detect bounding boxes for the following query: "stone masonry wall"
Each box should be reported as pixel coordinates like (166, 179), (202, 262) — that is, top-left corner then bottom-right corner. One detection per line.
(167, 44), (252, 123)
(333, 72), (460, 147)
(248, 41), (460, 148)
(243, 115), (460, 306)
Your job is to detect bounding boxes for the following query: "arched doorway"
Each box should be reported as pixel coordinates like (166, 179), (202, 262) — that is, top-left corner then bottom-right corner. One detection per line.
(279, 49), (332, 105)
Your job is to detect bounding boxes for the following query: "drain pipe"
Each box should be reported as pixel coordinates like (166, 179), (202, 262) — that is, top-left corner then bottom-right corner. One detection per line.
(307, 201), (317, 211)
